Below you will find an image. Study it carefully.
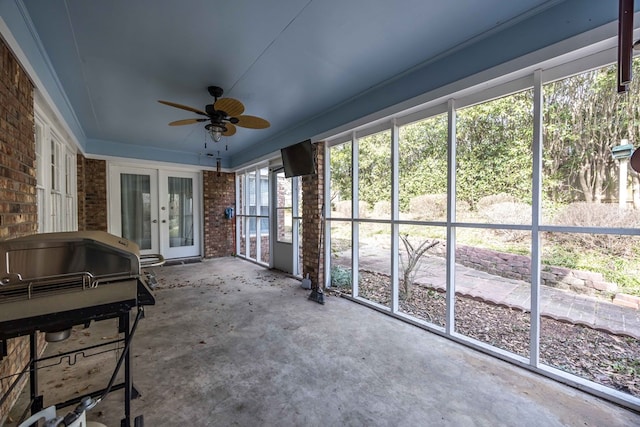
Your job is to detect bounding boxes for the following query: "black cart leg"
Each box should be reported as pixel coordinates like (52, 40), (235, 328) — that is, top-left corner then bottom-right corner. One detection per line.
(119, 311), (132, 427)
(29, 332), (43, 414)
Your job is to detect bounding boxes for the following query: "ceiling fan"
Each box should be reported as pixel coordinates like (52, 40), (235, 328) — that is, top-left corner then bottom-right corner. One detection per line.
(159, 86), (270, 142)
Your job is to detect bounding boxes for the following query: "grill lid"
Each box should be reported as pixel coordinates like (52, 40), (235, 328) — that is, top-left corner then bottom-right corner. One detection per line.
(0, 231), (141, 286)
(0, 231), (155, 339)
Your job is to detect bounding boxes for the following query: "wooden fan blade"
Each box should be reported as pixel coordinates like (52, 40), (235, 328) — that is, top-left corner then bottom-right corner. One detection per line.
(235, 115), (270, 129)
(169, 118), (208, 126)
(214, 98), (245, 117)
(158, 100), (207, 116)
(223, 123), (237, 136)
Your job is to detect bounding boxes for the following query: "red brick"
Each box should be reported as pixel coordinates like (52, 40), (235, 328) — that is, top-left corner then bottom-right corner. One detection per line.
(203, 171), (235, 257)
(0, 37), (37, 424)
(76, 155), (107, 231)
(301, 142), (325, 289)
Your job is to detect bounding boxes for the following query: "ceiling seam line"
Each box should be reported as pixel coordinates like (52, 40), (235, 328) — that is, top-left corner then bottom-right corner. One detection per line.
(229, 0), (314, 93)
(63, 0), (101, 132)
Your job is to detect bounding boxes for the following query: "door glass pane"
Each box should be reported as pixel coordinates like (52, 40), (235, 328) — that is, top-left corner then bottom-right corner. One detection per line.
(295, 177), (303, 276)
(259, 167), (269, 236)
(121, 174), (152, 250)
(168, 177), (194, 248)
(277, 172), (292, 243)
(249, 217), (257, 259)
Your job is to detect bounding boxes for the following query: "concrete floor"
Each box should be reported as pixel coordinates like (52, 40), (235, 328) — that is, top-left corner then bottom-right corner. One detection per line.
(7, 257), (640, 426)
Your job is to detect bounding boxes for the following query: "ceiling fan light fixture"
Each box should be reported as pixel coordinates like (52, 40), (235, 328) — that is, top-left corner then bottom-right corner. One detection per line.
(159, 86), (270, 148)
(205, 123), (226, 142)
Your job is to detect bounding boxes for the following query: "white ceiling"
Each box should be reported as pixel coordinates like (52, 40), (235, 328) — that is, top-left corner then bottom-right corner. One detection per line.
(3, 0), (626, 168)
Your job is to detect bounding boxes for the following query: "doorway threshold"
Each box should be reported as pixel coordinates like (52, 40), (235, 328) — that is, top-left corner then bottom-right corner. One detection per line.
(163, 257), (202, 266)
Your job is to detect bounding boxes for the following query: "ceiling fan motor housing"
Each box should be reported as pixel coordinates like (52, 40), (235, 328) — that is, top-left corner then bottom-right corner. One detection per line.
(208, 85), (224, 98)
(205, 104), (217, 116)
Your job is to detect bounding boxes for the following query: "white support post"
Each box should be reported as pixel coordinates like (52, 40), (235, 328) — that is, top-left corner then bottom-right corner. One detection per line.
(324, 142), (332, 288)
(391, 120), (400, 313)
(292, 176), (300, 275)
(351, 132), (359, 298)
(235, 175), (240, 256)
(255, 168), (262, 263)
(530, 69), (543, 367)
(446, 99), (457, 334)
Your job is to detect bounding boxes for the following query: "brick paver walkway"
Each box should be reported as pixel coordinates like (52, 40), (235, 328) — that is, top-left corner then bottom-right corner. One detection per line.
(349, 251), (640, 339)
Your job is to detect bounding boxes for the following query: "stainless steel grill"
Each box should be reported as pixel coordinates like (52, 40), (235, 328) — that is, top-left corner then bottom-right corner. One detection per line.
(0, 231), (160, 427)
(0, 231), (156, 338)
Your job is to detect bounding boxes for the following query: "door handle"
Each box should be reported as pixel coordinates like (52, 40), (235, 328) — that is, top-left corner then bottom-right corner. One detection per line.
(162, 220), (167, 223)
(152, 219), (158, 223)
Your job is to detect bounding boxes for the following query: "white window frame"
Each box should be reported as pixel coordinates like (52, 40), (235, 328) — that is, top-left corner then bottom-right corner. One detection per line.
(235, 164), (270, 265)
(323, 29), (640, 412)
(34, 102), (77, 233)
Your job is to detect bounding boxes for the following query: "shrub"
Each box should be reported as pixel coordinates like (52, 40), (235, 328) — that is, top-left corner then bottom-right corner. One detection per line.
(477, 193), (518, 211)
(480, 201), (531, 243)
(481, 201), (531, 224)
(399, 235), (439, 299)
(372, 200), (391, 217)
(409, 194), (447, 220)
(330, 265), (352, 288)
(332, 200), (352, 217)
(548, 202), (640, 257)
(358, 203), (371, 218)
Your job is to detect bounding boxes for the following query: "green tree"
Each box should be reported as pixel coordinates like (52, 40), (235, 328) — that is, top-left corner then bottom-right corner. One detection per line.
(543, 59), (640, 204)
(357, 130), (392, 210)
(399, 114), (448, 210)
(456, 90), (534, 210)
(330, 142), (353, 204)
(328, 58), (640, 211)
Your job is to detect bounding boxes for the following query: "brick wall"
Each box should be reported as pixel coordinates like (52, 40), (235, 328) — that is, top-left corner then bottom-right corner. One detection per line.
(247, 235), (270, 263)
(203, 171), (236, 257)
(76, 154), (86, 229)
(302, 142), (324, 288)
(0, 37), (38, 424)
(76, 155), (107, 231)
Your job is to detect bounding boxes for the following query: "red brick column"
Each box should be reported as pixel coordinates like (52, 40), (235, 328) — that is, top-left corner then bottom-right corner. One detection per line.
(76, 154), (86, 229)
(203, 171), (236, 257)
(0, 37), (38, 424)
(302, 141), (325, 289)
(76, 155), (107, 231)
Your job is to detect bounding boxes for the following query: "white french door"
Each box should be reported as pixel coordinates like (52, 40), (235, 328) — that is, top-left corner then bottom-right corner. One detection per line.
(109, 166), (200, 259)
(271, 170), (302, 275)
(159, 170), (200, 259)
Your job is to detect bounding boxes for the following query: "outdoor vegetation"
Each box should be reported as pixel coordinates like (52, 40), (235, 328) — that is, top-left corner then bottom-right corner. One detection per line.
(327, 59), (640, 398)
(330, 60), (640, 297)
